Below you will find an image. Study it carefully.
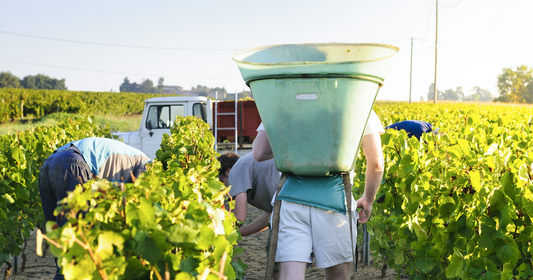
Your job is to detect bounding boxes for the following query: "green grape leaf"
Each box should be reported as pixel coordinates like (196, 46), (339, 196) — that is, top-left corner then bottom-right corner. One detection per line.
(446, 248), (465, 278)
(458, 139), (470, 154)
(501, 262), (514, 280)
(152, 229), (171, 253)
(139, 196), (156, 223)
(398, 155), (416, 178)
(3, 194), (14, 204)
(447, 145), (464, 159)
(522, 188), (533, 217)
(231, 258), (248, 280)
(134, 230), (162, 264)
(438, 196), (455, 216)
(496, 201), (517, 229)
(380, 133), (392, 146)
(469, 170), (481, 192)
(484, 143), (498, 155)
(480, 260), (498, 280)
(125, 202), (140, 224)
(490, 188), (507, 208)
(62, 254), (98, 280)
(125, 257), (150, 279)
(494, 237), (520, 266)
(167, 223), (199, 245)
(414, 251), (439, 273)
(479, 218), (497, 249)
(517, 262), (533, 278)
(394, 246), (405, 265)
(500, 171), (513, 194)
(96, 231), (125, 261)
(0, 208), (7, 221)
(179, 255), (200, 275)
(0, 253), (10, 264)
(467, 257), (486, 279)
(15, 185), (30, 201)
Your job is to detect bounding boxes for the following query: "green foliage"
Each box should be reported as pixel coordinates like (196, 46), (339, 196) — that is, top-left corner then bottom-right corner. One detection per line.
(0, 113), (143, 136)
(0, 72), (67, 90)
(45, 116), (243, 279)
(0, 116), (116, 266)
(427, 84), (494, 102)
(20, 74), (67, 91)
(190, 85), (227, 96)
(120, 77), (164, 93)
(463, 86), (494, 102)
(354, 102), (533, 279)
(0, 88), (174, 123)
(427, 83), (464, 101)
(0, 72), (21, 89)
(495, 65), (533, 103)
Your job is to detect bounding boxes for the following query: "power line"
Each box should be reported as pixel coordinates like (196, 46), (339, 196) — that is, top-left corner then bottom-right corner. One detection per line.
(0, 58), (241, 80)
(416, 0), (435, 52)
(0, 30), (238, 52)
(443, 0), (513, 62)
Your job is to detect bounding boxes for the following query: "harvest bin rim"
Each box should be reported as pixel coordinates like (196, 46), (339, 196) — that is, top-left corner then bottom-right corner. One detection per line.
(231, 42), (400, 65)
(231, 42), (400, 87)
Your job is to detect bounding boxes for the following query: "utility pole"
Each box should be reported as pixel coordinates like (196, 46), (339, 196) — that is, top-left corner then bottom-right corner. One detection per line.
(409, 37), (413, 104)
(434, 0), (438, 104)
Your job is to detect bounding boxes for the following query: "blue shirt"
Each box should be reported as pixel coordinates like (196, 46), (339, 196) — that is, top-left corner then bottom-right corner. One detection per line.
(56, 137), (151, 182)
(385, 120), (434, 140)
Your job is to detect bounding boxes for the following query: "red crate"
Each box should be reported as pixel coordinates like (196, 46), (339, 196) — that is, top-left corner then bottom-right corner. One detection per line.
(212, 101), (262, 146)
(240, 101), (262, 144)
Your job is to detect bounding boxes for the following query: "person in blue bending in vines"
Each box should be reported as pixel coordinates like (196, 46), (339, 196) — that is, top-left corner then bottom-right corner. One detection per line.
(385, 120), (439, 140)
(39, 137), (150, 280)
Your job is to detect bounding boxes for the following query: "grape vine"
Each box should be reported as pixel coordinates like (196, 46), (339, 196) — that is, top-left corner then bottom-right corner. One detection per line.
(354, 102), (533, 279)
(41, 117), (244, 279)
(0, 116), (117, 268)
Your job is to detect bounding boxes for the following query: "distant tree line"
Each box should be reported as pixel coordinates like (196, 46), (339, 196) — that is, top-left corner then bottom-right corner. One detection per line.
(427, 84), (494, 102)
(426, 65), (533, 104)
(119, 77), (234, 98)
(190, 85), (228, 96)
(0, 72), (67, 90)
(119, 77), (164, 93)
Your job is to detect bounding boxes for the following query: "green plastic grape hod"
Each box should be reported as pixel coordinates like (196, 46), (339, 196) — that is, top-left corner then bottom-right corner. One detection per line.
(233, 43), (399, 176)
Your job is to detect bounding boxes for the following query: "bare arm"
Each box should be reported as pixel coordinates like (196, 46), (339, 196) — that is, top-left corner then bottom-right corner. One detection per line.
(233, 193), (270, 236)
(233, 193), (248, 223)
(239, 212), (270, 237)
(356, 132), (384, 223)
(252, 130), (273, 162)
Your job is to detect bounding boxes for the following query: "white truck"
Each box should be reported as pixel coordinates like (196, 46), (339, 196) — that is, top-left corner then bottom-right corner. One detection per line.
(115, 96), (213, 159)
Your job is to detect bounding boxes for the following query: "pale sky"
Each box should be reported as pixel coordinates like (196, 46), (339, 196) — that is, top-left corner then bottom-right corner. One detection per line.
(1, 0), (531, 101)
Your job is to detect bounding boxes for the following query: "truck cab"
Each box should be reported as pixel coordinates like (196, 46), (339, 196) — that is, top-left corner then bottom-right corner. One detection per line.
(115, 96), (212, 159)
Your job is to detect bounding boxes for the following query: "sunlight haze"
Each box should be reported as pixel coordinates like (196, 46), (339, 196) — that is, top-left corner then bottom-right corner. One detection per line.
(1, 0), (531, 101)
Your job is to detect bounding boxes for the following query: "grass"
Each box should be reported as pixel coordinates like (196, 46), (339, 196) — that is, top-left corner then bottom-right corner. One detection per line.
(0, 113), (143, 135)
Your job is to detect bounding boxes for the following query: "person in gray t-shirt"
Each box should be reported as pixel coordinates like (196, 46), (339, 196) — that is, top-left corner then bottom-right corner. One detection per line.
(218, 152), (280, 236)
(219, 151), (282, 279)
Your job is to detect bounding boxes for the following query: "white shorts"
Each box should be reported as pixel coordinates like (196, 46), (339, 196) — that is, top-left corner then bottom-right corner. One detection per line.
(273, 199), (359, 268)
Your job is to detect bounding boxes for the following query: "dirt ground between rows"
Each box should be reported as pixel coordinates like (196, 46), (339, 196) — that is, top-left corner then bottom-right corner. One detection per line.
(0, 204), (405, 280)
(235, 205), (405, 280)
